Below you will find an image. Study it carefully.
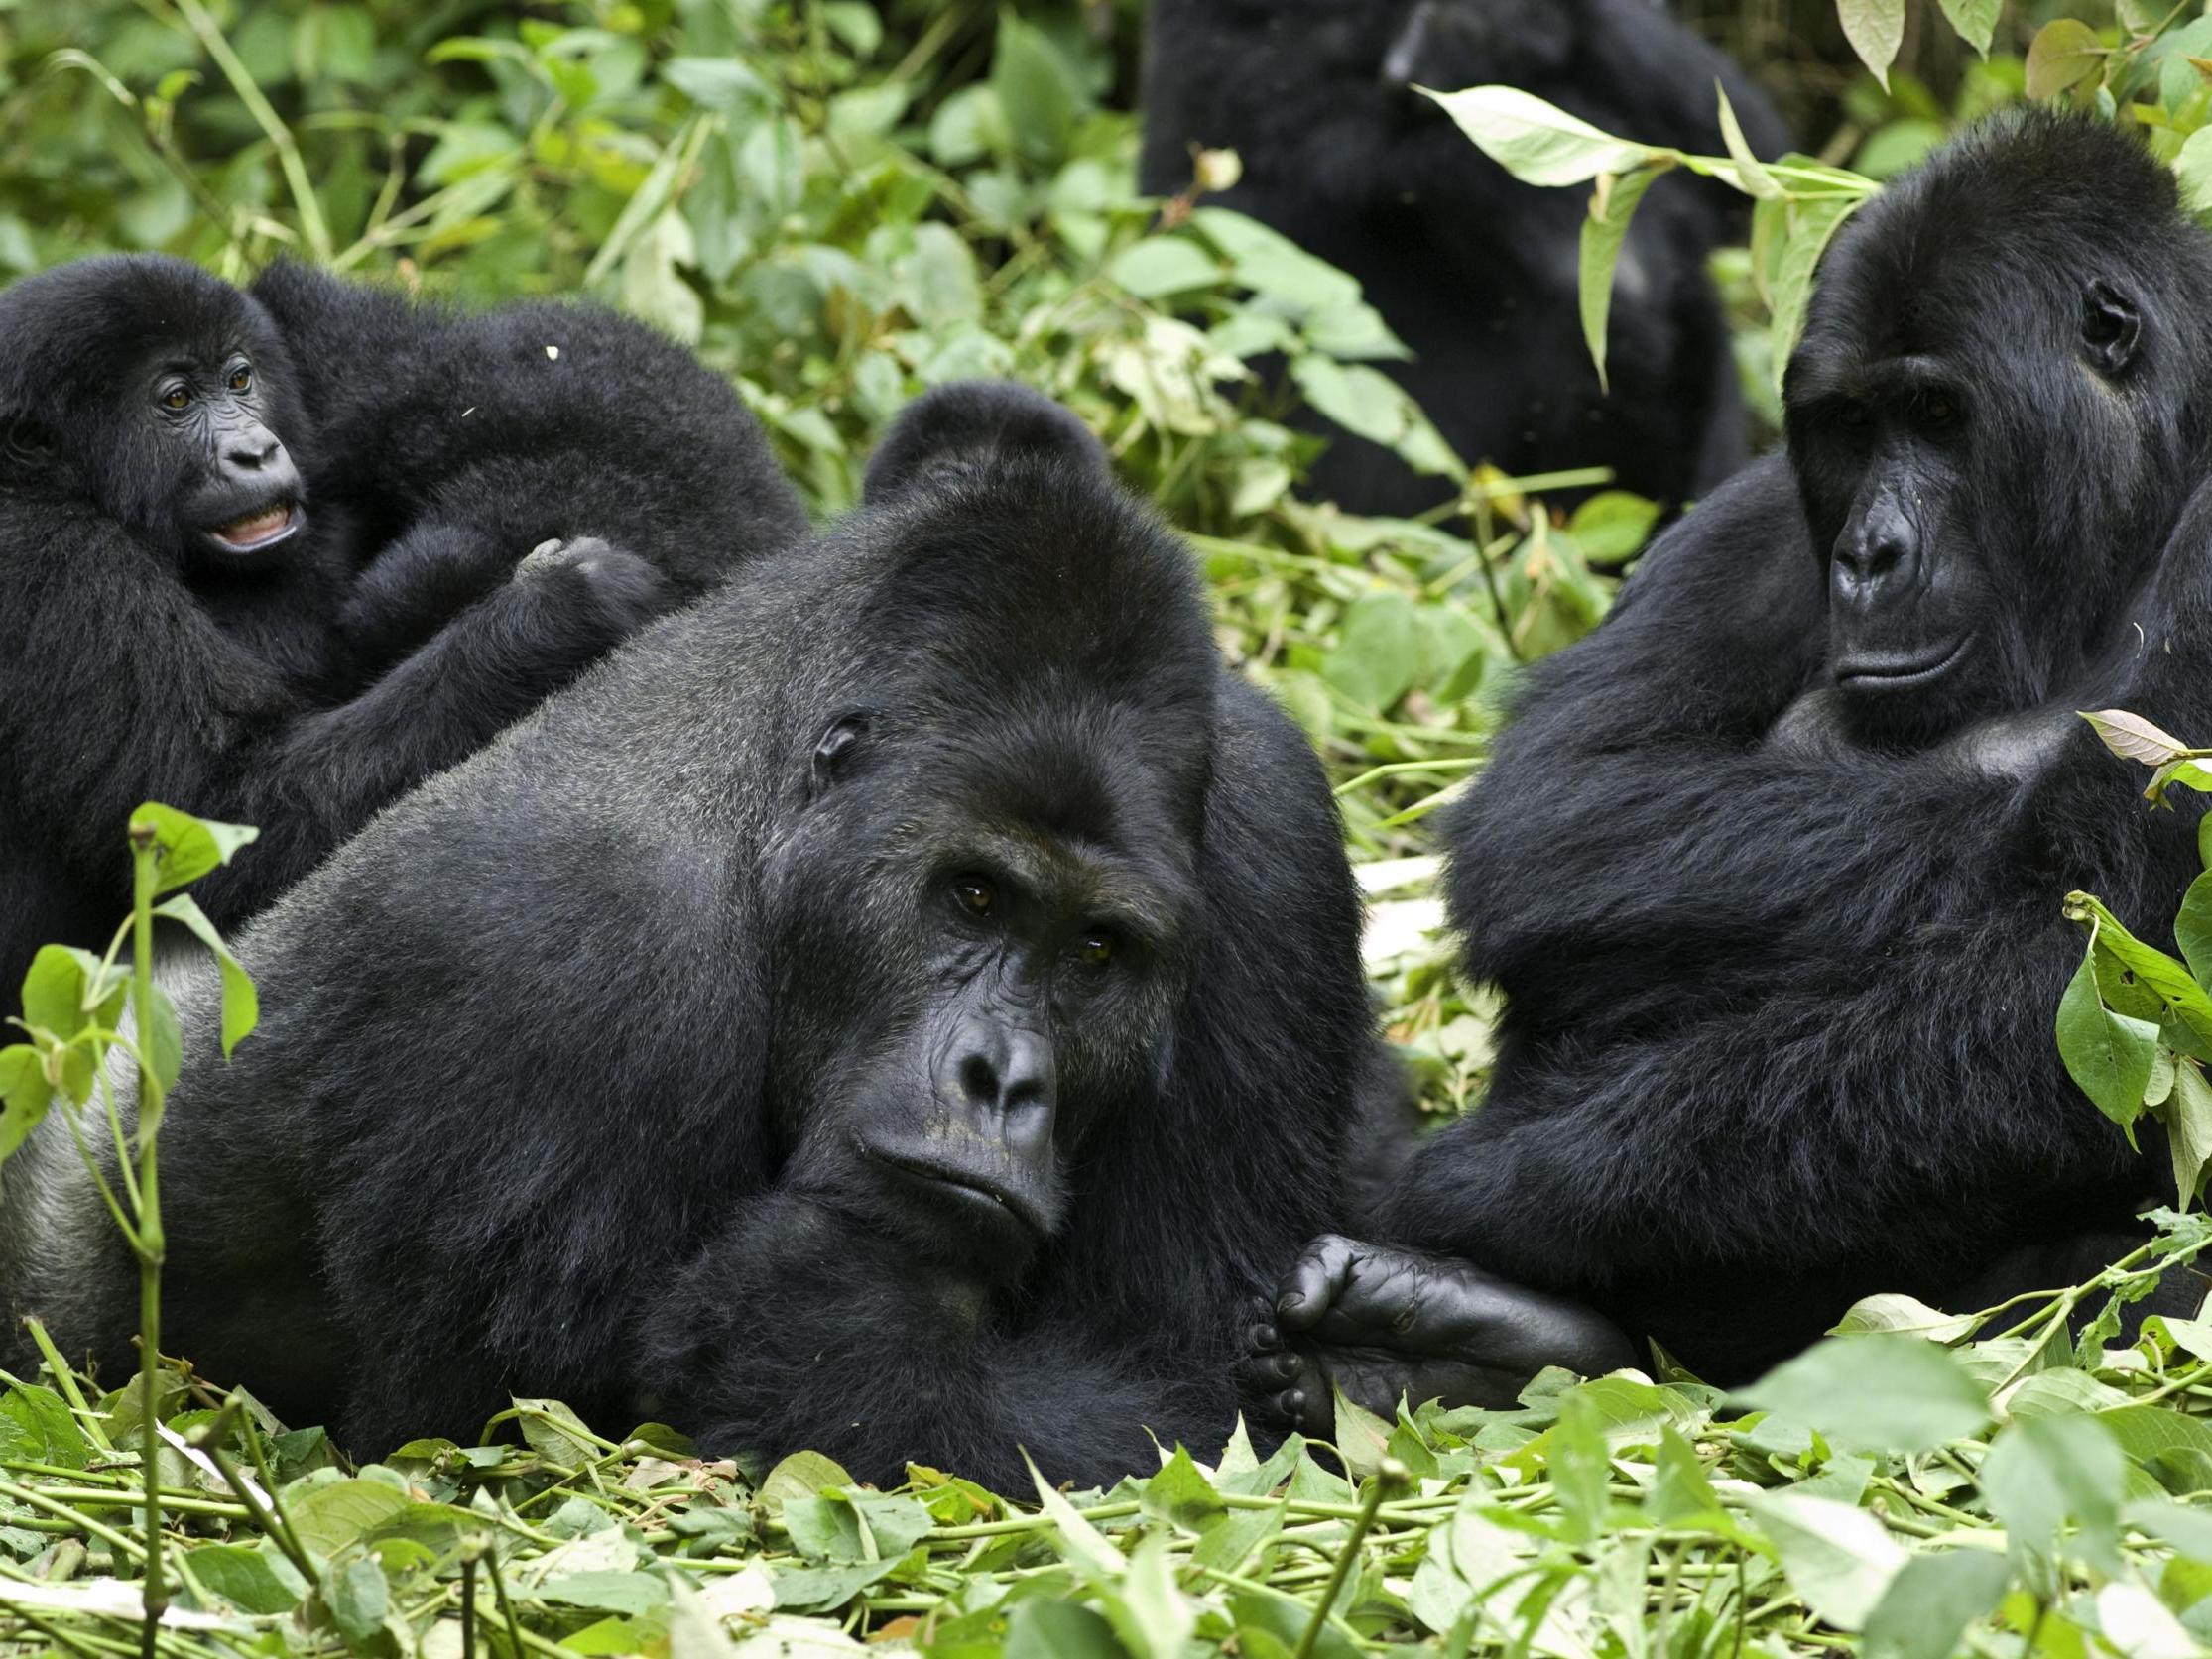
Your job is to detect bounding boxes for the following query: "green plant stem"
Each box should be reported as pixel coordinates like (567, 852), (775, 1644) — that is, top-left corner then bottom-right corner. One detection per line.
(167, 0), (332, 262)
(126, 829), (164, 1659)
(1292, 1461), (1400, 1659)
(18, 1323), (115, 1453)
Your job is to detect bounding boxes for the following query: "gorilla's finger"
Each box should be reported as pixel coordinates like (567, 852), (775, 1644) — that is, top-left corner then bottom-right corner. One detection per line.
(1275, 1233), (1362, 1332)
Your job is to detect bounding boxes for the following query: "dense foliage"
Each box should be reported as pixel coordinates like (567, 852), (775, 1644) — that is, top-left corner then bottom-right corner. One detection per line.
(13, 2), (2212, 1655)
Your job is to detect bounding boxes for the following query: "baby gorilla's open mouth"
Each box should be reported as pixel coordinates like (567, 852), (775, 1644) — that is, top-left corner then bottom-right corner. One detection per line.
(207, 500), (301, 552)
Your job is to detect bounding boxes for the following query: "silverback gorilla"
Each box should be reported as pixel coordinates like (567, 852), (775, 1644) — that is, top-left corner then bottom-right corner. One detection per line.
(1249, 113), (2212, 1429)
(0, 256), (806, 994)
(1141, 0), (1790, 514)
(4, 385), (1379, 1489)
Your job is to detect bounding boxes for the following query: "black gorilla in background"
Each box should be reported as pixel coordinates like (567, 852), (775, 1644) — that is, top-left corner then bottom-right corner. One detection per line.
(0, 257), (806, 995)
(1249, 114), (2212, 1427)
(4, 385), (1380, 1490)
(1142, 0), (1790, 516)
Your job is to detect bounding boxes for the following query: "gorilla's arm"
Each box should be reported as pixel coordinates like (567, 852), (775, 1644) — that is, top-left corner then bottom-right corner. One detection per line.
(0, 502), (664, 931)
(642, 1193), (1227, 1491)
(248, 263), (806, 669)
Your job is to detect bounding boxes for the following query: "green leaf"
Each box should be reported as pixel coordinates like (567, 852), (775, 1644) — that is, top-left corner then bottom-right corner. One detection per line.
(1026, 1452), (1126, 1582)
(1578, 162), (1664, 392)
(324, 1554), (389, 1645)
(1765, 193), (1866, 398)
(661, 57), (767, 111)
(140, 985), (182, 1094)
(1832, 1293), (1981, 1344)
(2068, 892), (2212, 1058)
(1190, 208), (1363, 311)
(131, 803), (258, 897)
(1737, 1335), (1989, 1453)
(149, 894), (258, 1058)
(2055, 941), (2159, 1128)
(2082, 708), (2190, 769)
(2176, 127), (2212, 218)
(0, 1385), (88, 1470)
(21, 945), (125, 1045)
(2169, 1061), (2212, 1206)
(1982, 1414), (2124, 1575)
(1749, 1491), (1908, 1631)
(1837, 0), (1905, 90)
(1141, 1445), (1227, 1533)
(991, 13), (1081, 166)
(1935, 0), (2002, 57)
(1646, 1427), (1724, 1525)
(1005, 1600), (1122, 1659)
(2099, 1403), (2212, 1494)
(1713, 81), (1782, 199)
(1107, 237), (1222, 300)
(1421, 85), (1660, 187)
(755, 1451), (851, 1517)
(1289, 358), (1460, 481)
(187, 1544), (307, 1613)
(287, 1480), (414, 1559)
(526, 1571), (669, 1616)
(1322, 592), (1422, 712)
(1861, 1551), (2011, 1659)
(0, 1046), (54, 1166)
(2025, 20), (2105, 101)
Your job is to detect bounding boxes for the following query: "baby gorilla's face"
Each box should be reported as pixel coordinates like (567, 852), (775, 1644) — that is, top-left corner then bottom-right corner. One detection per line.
(142, 337), (308, 568)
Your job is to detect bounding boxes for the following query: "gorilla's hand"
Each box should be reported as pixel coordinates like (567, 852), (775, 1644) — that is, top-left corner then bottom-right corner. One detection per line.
(1241, 1235), (1637, 1439)
(511, 535), (675, 644)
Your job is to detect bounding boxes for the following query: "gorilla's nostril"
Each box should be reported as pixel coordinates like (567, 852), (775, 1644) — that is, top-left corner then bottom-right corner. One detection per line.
(959, 1052), (999, 1105)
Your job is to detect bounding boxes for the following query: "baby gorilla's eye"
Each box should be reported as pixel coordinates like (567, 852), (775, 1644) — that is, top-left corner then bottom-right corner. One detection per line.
(227, 364), (252, 393)
(953, 876), (996, 917)
(1921, 394), (1956, 426)
(161, 386), (190, 412)
(1077, 932), (1117, 969)
(1837, 402), (1871, 430)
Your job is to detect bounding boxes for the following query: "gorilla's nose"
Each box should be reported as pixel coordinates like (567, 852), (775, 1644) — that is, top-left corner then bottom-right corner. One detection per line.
(223, 422), (287, 475)
(1832, 501), (1920, 609)
(943, 1021), (1057, 1154)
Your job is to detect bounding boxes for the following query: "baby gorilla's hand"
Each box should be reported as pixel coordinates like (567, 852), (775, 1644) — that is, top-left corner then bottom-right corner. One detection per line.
(1259, 1235), (1638, 1436)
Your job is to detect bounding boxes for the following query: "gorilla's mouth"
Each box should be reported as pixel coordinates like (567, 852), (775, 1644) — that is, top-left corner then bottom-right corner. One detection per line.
(207, 500), (301, 552)
(868, 1150), (1048, 1242)
(1834, 635), (1973, 692)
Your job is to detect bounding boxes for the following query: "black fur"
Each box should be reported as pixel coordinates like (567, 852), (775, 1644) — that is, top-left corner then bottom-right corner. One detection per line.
(1140, 0), (1790, 514)
(9, 385), (1377, 1489)
(0, 256), (807, 995)
(1375, 113), (2212, 1380)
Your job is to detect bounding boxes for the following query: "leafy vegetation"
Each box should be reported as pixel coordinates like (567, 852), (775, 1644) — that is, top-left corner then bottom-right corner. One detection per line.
(11, 1), (2212, 1655)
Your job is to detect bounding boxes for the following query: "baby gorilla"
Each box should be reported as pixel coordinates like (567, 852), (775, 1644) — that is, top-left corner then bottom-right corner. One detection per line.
(0, 257), (805, 993)
(3, 384), (1380, 1490)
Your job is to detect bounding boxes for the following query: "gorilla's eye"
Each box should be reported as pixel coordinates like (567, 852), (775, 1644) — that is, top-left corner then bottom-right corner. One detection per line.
(1920, 394), (1956, 426)
(227, 364), (252, 393)
(1077, 932), (1117, 969)
(953, 876), (997, 917)
(160, 385), (190, 412)
(1837, 402), (1871, 431)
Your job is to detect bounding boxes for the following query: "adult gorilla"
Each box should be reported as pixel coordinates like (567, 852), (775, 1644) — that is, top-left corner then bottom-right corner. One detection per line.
(0, 256), (805, 995)
(1248, 113), (2212, 1427)
(1141, 0), (1789, 515)
(6, 385), (1378, 1488)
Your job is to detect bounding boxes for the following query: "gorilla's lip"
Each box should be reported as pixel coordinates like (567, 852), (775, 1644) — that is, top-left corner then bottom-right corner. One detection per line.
(866, 1148), (1048, 1241)
(1834, 635), (1973, 691)
(205, 500), (301, 552)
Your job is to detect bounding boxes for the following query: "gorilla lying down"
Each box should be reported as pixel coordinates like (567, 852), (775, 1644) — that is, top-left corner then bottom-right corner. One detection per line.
(0, 255), (805, 996)
(1252, 111), (2212, 1432)
(3, 385), (1383, 1490)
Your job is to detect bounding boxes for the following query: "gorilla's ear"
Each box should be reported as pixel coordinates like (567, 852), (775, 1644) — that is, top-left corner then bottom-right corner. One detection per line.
(2081, 280), (2142, 378)
(862, 383), (1107, 504)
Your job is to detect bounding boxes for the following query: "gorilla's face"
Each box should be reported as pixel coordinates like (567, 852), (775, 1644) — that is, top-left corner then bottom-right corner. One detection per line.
(762, 701), (1198, 1276)
(1787, 246), (2159, 742)
(0, 258), (312, 573)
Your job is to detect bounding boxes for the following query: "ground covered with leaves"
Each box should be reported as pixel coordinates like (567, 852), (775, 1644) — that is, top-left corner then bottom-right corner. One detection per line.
(5, 1220), (2212, 1658)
